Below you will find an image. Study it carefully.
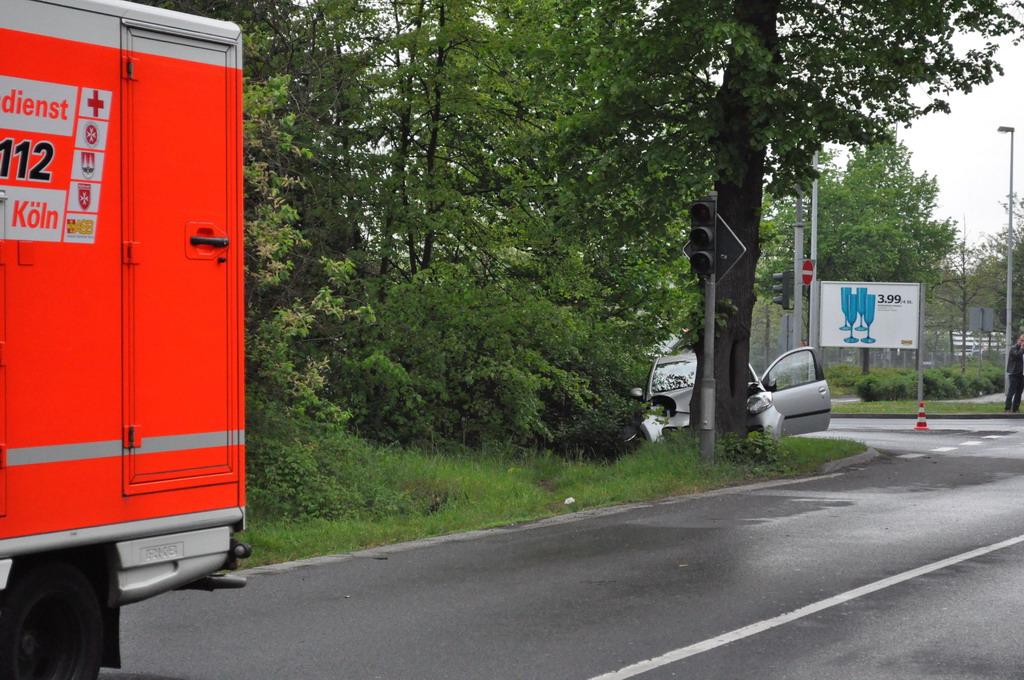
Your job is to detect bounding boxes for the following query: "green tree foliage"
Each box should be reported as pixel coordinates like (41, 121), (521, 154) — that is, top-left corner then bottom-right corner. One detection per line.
(753, 144), (955, 365)
(813, 144), (956, 285)
(545, 0), (1023, 434)
(148, 0), (1022, 446)
(976, 221), (1024, 339)
(242, 75), (357, 423)
(147, 0), (694, 455)
(931, 233), (991, 370)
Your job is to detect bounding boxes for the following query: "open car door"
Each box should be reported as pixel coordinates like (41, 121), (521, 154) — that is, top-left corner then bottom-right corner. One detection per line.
(762, 347), (831, 436)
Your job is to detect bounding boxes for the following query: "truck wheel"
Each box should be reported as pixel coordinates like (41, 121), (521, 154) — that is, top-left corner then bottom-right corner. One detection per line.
(0, 562), (103, 680)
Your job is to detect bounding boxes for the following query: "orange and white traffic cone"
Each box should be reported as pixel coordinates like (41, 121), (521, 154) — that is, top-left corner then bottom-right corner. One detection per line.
(913, 401), (930, 431)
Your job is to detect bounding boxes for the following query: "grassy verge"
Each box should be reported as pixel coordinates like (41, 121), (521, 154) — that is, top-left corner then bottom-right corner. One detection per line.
(238, 435), (865, 568)
(832, 399), (1005, 415)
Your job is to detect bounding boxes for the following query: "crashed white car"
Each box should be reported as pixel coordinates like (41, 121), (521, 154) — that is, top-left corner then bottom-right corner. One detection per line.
(627, 347), (832, 441)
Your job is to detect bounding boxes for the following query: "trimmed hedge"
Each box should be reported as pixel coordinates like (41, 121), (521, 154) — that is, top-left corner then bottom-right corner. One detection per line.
(852, 366), (1004, 402)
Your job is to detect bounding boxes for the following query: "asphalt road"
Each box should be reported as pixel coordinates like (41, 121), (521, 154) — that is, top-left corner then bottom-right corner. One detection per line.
(104, 418), (1024, 680)
(806, 414), (1021, 456)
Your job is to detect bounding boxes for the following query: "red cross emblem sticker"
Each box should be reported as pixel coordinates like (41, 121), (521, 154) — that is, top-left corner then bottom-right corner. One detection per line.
(80, 89), (111, 121)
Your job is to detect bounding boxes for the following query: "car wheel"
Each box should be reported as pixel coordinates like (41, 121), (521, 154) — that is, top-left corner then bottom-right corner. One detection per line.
(0, 562), (103, 680)
(618, 423), (641, 443)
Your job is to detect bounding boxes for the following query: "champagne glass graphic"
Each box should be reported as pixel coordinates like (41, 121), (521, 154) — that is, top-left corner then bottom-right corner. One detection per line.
(860, 293), (877, 343)
(843, 290), (860, 343)
(840, 287), (853, 331)
(855, 287), (869, 331)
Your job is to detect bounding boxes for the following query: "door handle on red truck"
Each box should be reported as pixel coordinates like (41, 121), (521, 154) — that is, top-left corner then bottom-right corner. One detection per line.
(190, 236), (230, 248)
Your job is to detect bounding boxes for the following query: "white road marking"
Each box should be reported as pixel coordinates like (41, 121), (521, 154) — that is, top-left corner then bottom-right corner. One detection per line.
(931, 447), (957, 452)
(588, 533), (1024, 680)
(983, 435), (1003, 439)
(897, 454), (927, 459)
(959, 441), (982, 446)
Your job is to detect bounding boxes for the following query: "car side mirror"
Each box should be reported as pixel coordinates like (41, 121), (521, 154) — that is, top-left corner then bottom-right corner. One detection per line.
(628, 387), (644, 401)
(763, 378), (778, 393)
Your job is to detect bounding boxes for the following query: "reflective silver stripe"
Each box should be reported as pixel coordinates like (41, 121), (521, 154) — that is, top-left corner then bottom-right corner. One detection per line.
(7, 430), (245, 466)
(8, 440), (120, 466)
(0, 508), (244, 560)
(135, 431), (241, 455)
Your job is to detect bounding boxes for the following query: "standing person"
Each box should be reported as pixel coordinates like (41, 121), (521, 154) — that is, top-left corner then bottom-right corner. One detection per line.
(1005, 334), (1024, 412)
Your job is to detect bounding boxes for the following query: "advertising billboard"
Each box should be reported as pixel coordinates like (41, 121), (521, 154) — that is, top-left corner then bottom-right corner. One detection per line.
(819, 281), (923, 349)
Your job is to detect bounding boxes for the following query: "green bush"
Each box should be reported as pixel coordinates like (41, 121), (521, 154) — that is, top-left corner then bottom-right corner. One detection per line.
(923, 370), (957, 400)
(716, 431), (782, 470)
(855, 370), (915, 401)
(331, 264), (655, 457)
(824, 364), (862, 396)
(854, 365), (1004, 402)
(246, 399), (420, 521)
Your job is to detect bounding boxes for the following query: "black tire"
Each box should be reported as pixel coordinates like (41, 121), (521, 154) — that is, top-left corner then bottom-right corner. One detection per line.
(0, 562), (103, 680)
(617, 423), (641, 443)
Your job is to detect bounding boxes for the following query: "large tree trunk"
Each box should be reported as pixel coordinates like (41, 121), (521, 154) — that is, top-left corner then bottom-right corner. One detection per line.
(695, 159), (768, 436)
(691, 0), (777, 438)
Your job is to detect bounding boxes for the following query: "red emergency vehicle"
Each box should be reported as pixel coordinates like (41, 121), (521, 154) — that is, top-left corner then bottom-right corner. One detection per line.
(0, 1), (247, 677)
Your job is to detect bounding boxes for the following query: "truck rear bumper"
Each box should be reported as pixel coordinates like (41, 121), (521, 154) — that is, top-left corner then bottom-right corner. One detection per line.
(0, 509), (245, 602)
(111, 526), (235, 606)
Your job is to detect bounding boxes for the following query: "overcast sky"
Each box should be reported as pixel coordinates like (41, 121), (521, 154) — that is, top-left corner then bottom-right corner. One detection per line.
(897, 35), (1021, 246)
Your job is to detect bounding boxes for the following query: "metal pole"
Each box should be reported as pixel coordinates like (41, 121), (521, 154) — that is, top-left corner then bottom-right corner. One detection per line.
(700, 274), (716, 463)
(917, 283), (926, 403)
(999, 126), (1015, 389)
(794, 189), (804, 346)
(810, 153), (820, 348)
(779, 312), (793, 354)
(1010, 129), (1016, 337)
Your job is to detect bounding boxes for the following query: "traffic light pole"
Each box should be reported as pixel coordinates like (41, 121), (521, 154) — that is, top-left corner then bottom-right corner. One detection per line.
(809, 153), (820, 348)
(684, 192), (745, 465)
(700, 273), (716, 463)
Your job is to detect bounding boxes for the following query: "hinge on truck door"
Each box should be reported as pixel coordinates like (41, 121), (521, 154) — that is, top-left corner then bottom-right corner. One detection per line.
(122, 241), (141, 264)
(123, 56), (137, 80)
(123, 425), (141, 449)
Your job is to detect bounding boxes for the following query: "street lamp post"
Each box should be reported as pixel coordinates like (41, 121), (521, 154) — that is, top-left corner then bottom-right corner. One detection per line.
(999, 125), (1015, 388)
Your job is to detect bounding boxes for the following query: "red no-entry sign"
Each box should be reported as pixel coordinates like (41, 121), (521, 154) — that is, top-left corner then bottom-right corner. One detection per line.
(801, 259), (815, 286)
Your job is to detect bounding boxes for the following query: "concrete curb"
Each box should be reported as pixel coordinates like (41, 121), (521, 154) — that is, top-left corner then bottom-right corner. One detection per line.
(815, 448), (880, 475)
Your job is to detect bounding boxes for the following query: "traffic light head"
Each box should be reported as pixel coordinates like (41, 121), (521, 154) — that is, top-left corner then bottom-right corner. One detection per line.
(690, 200), (714, 226)
(687, 195), (718, 276)
(772, 270), (793, 309)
